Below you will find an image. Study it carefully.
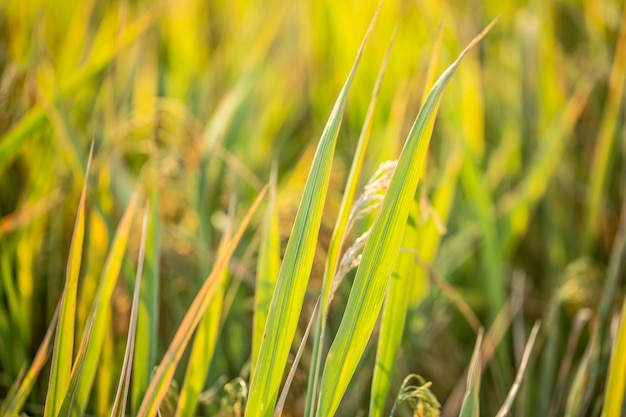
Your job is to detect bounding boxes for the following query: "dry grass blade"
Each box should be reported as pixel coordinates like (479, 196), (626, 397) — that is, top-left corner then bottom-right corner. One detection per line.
(495, 321), (541, 417)
(441, 282), (524, 417)
(563, 323), (599, 417)
(137, 187), (266, 417)
(458, 329), (483, 417)
(274, 298), (319, 417)
(315, 19), (498, 417)
(0, 191), (62, 237)
(549, 309), (593, 416)
(418, 256), (481, 332)
(44, 141), (93, 417)
(0, 303), (60, 417)
(176, 200), (235, 417)
(110, 203), (150, 417)
(132, 166), (160, 415)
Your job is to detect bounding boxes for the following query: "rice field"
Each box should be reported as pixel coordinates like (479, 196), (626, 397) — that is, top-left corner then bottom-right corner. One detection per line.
(0, 0), (625, 416)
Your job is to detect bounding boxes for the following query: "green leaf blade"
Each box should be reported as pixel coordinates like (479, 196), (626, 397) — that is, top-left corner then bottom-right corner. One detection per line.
(368, 209), (417, 417)
(72, 185), (141, 416)
(132, 167), (161, 415)
(316, 21), (497, 417)
(459, 330), (483, 417)
(251, 166), (280, 379)
(244, 5), (382, 416)
(305, 23), (395, 417)
(601, 295), (626, 417)
(44, 143), (93, 417)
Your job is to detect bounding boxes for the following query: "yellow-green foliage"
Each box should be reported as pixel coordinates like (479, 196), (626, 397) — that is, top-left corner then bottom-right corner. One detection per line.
(0, 0), (625, 417)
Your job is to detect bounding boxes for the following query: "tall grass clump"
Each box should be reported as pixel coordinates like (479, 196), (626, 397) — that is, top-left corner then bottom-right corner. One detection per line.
(1, 0), (625, 416)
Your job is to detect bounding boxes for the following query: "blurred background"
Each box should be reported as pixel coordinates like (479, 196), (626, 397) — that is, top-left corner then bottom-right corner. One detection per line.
(0, 0), (624, 415)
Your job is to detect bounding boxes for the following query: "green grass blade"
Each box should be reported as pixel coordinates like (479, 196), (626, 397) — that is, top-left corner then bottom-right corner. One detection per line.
(315, 21), (498, 417)
(43, 141), (93, 417)
(456, 46), (506, 322)
(0, 367), (24, 416)
(305, 22), (394, 417)
(441, 288), (524, 417)
(1, 243), (27, 375)
(581, 197), (626, 411)
(57, 306), (98, 417)
(409, 148), (462, 305)
(72, 184), (141, 416)
(136, 188), (266, 417)
(596, 199), (626, 350)
(408, 25), (452, 307)
(459, 330), (484, 417)
(319, 22), (395, 326)
(459, 153), (505, 321)
(245, 4), (382, 416)
(368, 220), (416, 417)
(251, 165), (280, 378)
(584, 5), (626, 248)
(499, 77), (594, 249)
(132, 166), (160, 415)
(0, 303), (60, 417)
(110, 203), (150, 417)
(601, 295), (626, 417)
(564, 323), (599, 417)
(176, 206), (234, 417)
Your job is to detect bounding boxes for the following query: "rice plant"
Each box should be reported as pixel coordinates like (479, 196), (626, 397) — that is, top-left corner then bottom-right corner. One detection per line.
(0, 0), (625, 416)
